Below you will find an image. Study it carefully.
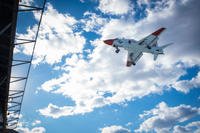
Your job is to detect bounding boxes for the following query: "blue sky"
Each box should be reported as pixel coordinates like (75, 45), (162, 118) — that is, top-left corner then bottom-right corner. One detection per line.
(14, 0), (200, 133)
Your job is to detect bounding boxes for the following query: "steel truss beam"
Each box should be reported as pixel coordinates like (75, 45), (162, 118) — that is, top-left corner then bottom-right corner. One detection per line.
(0, 0), (46, 131)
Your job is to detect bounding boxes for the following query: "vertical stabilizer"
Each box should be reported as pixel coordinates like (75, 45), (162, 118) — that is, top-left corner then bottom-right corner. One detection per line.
(152, 43), (173, 60)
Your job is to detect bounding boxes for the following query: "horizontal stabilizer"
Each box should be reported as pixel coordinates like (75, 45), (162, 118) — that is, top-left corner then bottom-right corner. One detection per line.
(152, 43), (173, 61)
(160, 43), (173, 49)
(154, 54), (158, 61)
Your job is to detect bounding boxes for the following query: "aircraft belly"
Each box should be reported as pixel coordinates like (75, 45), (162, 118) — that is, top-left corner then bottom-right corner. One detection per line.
(142, 47), (152, 53)
(133, 44), (144, 52)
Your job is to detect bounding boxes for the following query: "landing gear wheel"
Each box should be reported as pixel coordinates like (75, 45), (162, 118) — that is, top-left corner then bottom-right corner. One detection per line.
(115, 49), (120, 53)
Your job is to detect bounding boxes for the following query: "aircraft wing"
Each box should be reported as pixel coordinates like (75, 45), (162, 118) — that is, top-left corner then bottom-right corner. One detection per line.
(138, 27), (166, 47)
(126, 50), (143, 67)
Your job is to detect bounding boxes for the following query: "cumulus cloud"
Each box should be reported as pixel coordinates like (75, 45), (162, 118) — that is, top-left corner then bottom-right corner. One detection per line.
(38, 0), (200, 118)
(38, 103), (75, 118)
(16, 127), (45, 133)
(81, 11), (108, 33)
(16, 116), (44, 133)
(173, 72), (200, 93)
(32, 120), (41, 126)
(173, 121), (200, 133)
(38, 43), (186, 118)
(100, 18), (136, 39)
(101, 125), (130, 133)
(98, 0), (133, 15)
(100, 0), (200, 66)
(17, 3), (85, 65)
(135, 102), (200, 132)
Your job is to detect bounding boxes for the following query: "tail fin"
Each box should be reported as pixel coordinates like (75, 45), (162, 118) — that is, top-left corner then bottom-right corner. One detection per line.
(153, 43), (173, 61)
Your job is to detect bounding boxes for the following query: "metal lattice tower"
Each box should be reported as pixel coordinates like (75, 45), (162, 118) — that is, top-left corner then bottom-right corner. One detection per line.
(0, 0), (46, 132)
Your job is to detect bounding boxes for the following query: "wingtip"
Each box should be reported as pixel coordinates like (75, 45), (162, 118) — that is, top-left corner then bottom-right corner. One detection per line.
(126, 61), (132, 67)
(152, 27), (166, 36)
(126, 61), (136, 67)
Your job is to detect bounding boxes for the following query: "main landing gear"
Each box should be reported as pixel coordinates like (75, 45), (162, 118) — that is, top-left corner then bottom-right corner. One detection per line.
(115, 49), (120, 53)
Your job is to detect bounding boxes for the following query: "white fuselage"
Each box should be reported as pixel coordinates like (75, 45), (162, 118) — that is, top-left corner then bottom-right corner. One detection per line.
(113, 38), (155, 54)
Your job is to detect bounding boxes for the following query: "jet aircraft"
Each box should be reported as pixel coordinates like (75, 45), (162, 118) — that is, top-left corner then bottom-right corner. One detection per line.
(103, 27), (172, 67)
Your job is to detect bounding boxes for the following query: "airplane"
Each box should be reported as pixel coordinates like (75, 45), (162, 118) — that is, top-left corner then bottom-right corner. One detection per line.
(103, 27), (173, 67)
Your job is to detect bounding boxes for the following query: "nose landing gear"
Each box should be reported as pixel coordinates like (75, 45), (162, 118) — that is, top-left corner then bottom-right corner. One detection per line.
(113, 45), (120, 53)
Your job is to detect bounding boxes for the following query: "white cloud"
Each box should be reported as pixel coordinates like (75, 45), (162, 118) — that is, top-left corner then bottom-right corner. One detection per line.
(32, 120), (41, 126)
(100, 0), (200, 66)
(81, 11), (108, 33)
(38, 0), (200, 118)
(135, 102), (200, 133)
(126, 122), (133, 127)
(173, 72), (200, 93)
(16, 118), (44, 133)
(173, 121), (200, 133)
(16, 115), (44, 133)
(16, 127), (45, 133)
(98, 0), (133, 15)
(17, 3), (85, 65)
(38, 103), (75, 118)
(38, 41), (187, 118)
(101, 125), (130, 133)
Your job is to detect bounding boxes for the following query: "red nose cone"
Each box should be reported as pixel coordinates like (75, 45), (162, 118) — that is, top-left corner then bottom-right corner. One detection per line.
(103, 39), (115, 45)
